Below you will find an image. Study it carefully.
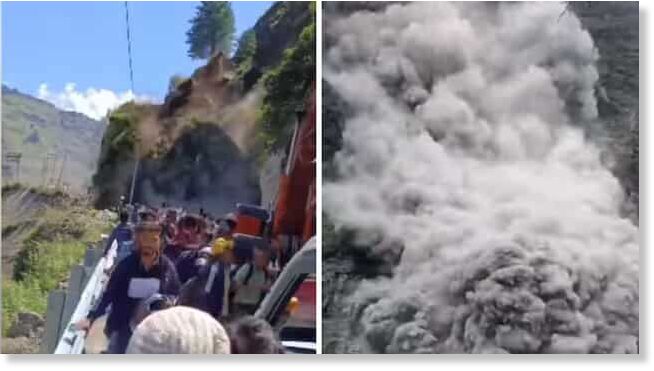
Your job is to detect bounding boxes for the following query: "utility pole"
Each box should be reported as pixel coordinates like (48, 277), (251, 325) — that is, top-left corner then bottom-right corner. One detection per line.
(56, 152), (68, 190)
(5, 152), (22, 183)
(128, 157), (139, 204)
(41, 155), (48, 186)
(42, 153), (57, 188)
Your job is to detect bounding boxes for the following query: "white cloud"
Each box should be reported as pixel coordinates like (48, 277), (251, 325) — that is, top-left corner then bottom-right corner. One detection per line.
(37, 83), (151, 120)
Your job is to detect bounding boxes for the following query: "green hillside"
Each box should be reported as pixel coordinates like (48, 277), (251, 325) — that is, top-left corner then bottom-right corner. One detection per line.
(1, 85), (105, 193)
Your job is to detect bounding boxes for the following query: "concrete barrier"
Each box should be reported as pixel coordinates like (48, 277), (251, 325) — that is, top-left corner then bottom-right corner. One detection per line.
(41, 290), (66, 354)
(42, 239), (117, 354)
(58, 265), (86, 337)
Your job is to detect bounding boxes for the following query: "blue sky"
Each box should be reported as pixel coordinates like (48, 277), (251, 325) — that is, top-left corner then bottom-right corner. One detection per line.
(1, 1), (272, 118)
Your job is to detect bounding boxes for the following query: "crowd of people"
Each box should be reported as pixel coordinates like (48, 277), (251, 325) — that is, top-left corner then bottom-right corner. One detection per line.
(76, 201), (285, 354)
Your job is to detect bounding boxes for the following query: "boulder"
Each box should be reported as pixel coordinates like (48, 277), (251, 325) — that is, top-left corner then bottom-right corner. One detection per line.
(7, 311), (44, 339)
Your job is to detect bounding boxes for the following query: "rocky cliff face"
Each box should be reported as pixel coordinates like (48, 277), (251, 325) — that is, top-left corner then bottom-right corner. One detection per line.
(135, 121), (261, 215)
(571, 1), (639, 223)
(241, 2), (313, 91)
(92, 54), (261, 215)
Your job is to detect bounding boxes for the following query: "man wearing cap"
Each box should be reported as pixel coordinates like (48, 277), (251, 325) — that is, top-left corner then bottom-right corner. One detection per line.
(166, 214), (206, 262)
(76, 222), (181, 354)
(138, 208), (157, 223)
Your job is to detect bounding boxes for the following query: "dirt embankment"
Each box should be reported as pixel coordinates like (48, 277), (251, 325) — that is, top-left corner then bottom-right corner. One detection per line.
(2, 184), (114, 353)
(1, 185), (72, 278)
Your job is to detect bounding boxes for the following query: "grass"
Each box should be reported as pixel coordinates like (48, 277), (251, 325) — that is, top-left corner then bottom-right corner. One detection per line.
(2, 279), (47, 335)
(1, 203), (113, 336)
(14, 240), (89, 293)
(27, 186), (68, 199)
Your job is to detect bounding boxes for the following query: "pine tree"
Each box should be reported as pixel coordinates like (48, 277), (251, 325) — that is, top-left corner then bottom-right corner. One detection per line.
(232, 29), (257, 65)
(186, 2), (235, 60)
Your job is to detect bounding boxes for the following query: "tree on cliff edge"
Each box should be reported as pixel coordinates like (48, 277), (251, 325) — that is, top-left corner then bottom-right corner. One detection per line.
(186, 1), (235, 60)
(232, 28), (257, 65)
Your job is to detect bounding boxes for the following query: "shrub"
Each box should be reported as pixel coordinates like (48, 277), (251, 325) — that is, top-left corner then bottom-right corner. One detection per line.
(2, 278), (46, 336)
(3, 206), (112, 335)
(257, 15), (315, 154)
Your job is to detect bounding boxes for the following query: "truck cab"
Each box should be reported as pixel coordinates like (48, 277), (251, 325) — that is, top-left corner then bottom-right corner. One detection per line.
(255, 237), (316, 354)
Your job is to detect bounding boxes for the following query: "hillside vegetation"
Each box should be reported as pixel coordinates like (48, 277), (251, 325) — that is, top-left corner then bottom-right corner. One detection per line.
(1, 184), (113, 339)
(257, 11), (315, 152)
(1, 86), (105, 192)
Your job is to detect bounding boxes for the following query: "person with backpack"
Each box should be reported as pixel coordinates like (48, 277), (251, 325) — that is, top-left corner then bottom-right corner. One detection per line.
(178, 238), (235, 319)
(231, 245), (276, 315)
(104, 211), (134, 262)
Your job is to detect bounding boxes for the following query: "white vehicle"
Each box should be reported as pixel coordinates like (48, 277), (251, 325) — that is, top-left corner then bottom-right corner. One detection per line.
(255, 237), (316, 354)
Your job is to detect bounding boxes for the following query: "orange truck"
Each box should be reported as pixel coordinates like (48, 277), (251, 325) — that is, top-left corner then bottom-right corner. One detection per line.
(232, 85), (316, 352)
(271, 83), (316, 250)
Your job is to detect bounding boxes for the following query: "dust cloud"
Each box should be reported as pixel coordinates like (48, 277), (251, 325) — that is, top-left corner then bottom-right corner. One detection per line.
(323, 2), (638, 353)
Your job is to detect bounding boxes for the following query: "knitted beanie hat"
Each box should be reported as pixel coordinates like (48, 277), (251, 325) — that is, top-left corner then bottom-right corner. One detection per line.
(126, 306), (231, 354)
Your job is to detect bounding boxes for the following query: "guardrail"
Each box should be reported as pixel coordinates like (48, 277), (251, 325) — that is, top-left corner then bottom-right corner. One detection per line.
(41, 237), (117, 354)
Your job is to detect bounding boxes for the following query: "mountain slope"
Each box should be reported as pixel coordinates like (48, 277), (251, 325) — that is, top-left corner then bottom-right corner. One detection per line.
(92, 2), (315, 215)
(1, 86), (105, 192)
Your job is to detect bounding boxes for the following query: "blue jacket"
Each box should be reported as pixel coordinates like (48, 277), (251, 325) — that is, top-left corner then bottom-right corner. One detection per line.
(104, 222), (134, 255)
(87, 253), (181, 333)
(199, 262), (227, 318)
(175, 249), (204, 284)
(179, 261), (228, 319)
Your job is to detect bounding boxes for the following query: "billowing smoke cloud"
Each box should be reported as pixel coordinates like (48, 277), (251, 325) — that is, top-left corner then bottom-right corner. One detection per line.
(37, 83), (152, 120)
(324, 2), (638, 354)
(220, 88), (263, 151)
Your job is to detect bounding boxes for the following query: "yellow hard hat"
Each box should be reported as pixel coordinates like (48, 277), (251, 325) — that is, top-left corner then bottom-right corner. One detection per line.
(212, 237), (234, 256)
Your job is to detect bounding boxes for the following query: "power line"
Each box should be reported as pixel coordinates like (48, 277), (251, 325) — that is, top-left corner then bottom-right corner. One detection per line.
(124, 1), (135, 93)
(124, 1), (139, 204)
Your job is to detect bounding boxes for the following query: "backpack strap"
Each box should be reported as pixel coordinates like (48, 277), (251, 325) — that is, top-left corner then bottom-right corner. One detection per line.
(243, 262), (254, 286)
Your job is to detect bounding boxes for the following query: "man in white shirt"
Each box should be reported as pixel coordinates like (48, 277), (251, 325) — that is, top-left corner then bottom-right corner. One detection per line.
(231, 246), (275, 315)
